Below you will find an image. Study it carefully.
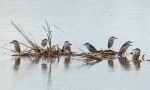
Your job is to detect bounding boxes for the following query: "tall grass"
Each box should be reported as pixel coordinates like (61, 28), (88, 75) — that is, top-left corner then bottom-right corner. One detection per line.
(43, 20), (52, 49)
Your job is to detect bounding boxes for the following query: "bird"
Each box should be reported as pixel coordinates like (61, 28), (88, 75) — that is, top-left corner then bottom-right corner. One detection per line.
(118, 41), (133, 57)
(108, 36), (118, 50)
(83, 43), (98, 53)
(41, 39), (48, 48)
(62, 41), (72, 53)
(132, 48), (141, 60)
(10, 40), (21, 53)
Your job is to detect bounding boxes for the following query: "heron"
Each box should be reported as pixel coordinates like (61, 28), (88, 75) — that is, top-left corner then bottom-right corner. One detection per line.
(62, 41), (72, 53)
(10, 40), (21, 53)
(118, 41), (133, 57)
(108, 36), (118, 50)
(132, 48), (141, 60)
(83, 43), (98, 53)
(41, 39), (48, 48)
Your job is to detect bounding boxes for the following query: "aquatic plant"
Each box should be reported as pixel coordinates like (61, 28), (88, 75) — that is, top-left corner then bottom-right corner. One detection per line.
(43, 20), (52, 49)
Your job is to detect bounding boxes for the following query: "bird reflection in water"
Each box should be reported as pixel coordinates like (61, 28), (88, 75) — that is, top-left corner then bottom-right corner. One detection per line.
(132, 48), (141, 70)
(108, 58), (114, 68)
(31, 56), (41, 64)
(41, 63), (47, 72)
(118, 57), (130, 71)
(80, 59), (101, 67)
(14, 57), (21, 71)
(133, 60), (140, 70)
(64, 56), (71, 69)
(41, 58), (56, 72)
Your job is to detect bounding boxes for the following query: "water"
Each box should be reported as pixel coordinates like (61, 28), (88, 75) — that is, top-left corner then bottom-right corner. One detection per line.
(0, 0), (150, 90)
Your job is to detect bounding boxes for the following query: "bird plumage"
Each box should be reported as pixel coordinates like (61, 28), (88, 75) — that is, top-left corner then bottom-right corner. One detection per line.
(132, 48), (141, 60)
(62, 41), (72, 53)
(118, 41), (132, 57)
(108, 36), (117, 49)
(41, 39), (48, 48)
(10, 40), (21, 53)
(83, 43), (98, 53)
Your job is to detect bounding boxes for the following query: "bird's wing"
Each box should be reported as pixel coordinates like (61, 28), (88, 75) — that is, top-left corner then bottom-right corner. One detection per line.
(119, 42), (126, 51)
(68, 46), (71, 51)
(108, 38), (113, 48)
(41, 41), (47, 47)
(118, 46), (126, 56)
(15, 44), (21, 53)
(89, 44), (97, 52)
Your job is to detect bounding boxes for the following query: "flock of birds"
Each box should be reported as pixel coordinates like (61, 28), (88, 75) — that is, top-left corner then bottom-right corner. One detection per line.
(10, 36), (141, 60)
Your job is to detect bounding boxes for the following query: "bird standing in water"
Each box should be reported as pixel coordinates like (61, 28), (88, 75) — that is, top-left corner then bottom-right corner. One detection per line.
(132, 48), (141, 60)
(83, 43), (98, 53)
(10, 40), (21, 53)
(62, 41), (72, 53)
(108, 36), (118, 50)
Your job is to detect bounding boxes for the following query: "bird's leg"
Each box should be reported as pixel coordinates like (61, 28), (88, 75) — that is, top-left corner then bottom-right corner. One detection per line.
(122, 53), (125, 57)
(125, 52), (128, 57)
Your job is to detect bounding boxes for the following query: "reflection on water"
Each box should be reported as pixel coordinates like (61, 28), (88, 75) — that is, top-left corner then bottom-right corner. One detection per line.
(132, 58), (141, 70)
(31, 56), (41, 64)
(47, 59), (52, 89)
(41, 63), (47, 71)
(82, 59), (101, 67)
(12, 56), (142, 73)
(133, 60), (140, 70)
(64, 56), (71, 69)
(9, 55), (149, 90)
(118, 57), (130, 71)
(108, 58), (114, 68)
(13, 57), (21, 71)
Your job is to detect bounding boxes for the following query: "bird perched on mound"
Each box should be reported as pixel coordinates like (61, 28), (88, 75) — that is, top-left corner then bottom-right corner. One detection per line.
(108, 36), (118, 50)
(83, 43), (98, 53)
(41, 39), (48, 48)
(118, 41), (133, 57)
(10, 40), (21, 53)
(132, 48), (141, 60)
(62, 41), (72, 53)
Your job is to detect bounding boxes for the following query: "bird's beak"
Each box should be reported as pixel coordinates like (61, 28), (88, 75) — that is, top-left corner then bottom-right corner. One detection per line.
(83, 44), (86, 46)
(10, 41), (13, 43)
(115, 38), (118, 39)
(69, 43), (72, 45)
(130, 41), (133, 43)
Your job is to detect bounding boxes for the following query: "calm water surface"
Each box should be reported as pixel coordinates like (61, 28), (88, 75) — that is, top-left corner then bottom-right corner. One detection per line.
(1, 0), (150, 90)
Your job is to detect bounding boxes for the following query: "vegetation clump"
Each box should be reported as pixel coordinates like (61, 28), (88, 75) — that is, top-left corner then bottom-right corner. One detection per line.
(4, 21), (118, 60)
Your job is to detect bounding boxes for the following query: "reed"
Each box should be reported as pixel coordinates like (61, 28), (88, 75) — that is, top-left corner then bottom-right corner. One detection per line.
(43, 20), (52, 49)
